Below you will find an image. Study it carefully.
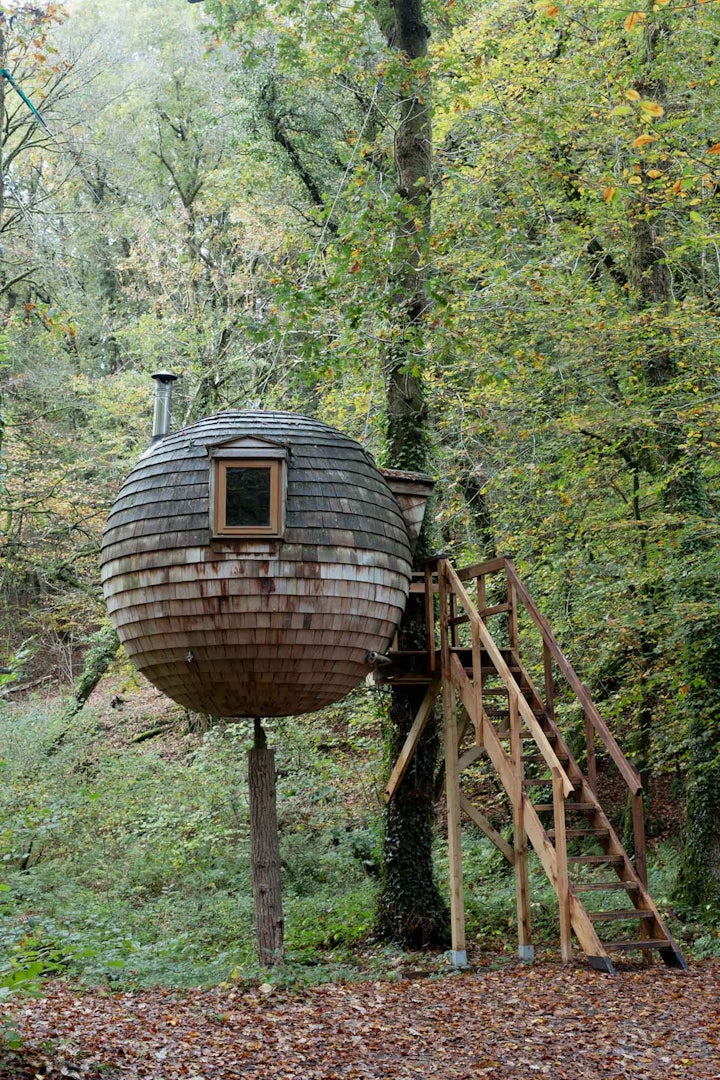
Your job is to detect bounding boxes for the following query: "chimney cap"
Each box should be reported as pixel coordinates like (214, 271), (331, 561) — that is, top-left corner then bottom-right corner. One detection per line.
(151, 371), (179, 384)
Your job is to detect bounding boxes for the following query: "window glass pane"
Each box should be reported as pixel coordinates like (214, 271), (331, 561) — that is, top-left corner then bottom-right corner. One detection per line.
(225, 467), (272, 527)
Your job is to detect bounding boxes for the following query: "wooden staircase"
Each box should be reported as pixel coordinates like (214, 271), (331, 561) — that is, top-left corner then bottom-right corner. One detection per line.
(378, 556), (687, 974)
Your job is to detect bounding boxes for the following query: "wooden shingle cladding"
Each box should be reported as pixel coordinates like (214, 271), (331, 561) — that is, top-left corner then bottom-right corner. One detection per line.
(380, 469), (434, 551)
(100, 411), (414, 717)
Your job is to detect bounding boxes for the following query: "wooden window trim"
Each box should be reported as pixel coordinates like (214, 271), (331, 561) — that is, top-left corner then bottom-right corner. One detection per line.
(210, 457), (286, 538)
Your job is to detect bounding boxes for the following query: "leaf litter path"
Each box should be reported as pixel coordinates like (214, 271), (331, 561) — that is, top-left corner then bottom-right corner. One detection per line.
(4, 959), (719, 1080)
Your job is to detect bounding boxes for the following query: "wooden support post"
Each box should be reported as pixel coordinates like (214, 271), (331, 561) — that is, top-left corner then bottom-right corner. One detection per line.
(443, 674), (467, 968)
(510, 690), (533, 962)
(584, 712), (597, 796)
(439, 562), (466, 968)
(248, 722), (284, 967)
(632, 791), (648, 889)
(553, 767), (572, 964)
(632, 790), (651, 965)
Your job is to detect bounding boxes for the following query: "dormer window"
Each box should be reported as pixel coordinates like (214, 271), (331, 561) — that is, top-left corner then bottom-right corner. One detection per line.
(208, 437), (287, 539)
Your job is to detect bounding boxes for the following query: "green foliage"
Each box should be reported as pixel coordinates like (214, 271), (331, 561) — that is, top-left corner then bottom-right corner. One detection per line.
(0, 690), (387, 987)
(0, 686), (716, 991)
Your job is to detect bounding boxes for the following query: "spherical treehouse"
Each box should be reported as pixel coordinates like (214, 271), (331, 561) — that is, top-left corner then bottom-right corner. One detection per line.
(100, 408), (432, 718)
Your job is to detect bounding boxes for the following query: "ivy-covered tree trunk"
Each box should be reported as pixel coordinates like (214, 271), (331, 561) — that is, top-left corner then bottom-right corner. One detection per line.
(373, 0), (448, 947)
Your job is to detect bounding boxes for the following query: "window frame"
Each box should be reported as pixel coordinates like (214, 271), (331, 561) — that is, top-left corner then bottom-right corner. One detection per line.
(208, 442), (287, 540)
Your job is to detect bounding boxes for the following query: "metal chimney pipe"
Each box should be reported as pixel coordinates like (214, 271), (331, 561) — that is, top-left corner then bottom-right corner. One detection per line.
(151, 371), (178, 443)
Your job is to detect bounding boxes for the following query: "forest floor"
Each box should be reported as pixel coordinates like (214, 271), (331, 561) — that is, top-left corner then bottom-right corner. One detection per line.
(3, 957), (719, 1080)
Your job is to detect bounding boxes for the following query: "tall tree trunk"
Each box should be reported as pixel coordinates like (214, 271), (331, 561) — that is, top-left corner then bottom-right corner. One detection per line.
(248, 718), (284, 966)
(0, 18), (5, 233)
(373, 0), (449, 947)
(627, 17), (720, 908)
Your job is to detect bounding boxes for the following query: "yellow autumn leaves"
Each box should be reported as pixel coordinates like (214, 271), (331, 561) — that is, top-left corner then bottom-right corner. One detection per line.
(624, 11), (647, 31)
(541, 3), (672, 26)
(609, 89), (665, 152)
(624, 1), (678, 31)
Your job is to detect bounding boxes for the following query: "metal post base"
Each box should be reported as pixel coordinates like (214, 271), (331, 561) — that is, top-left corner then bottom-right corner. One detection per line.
(588, 955), (615, 974)
(518, 944), (535, 963)
(448, 949), (468, 968)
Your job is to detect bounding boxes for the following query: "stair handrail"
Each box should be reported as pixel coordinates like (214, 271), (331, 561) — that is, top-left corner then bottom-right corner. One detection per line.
(504, 560), (642, 798)
(439, 559), (574, 798)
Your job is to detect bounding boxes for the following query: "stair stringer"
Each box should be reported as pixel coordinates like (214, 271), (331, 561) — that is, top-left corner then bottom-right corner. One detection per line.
(448, 653), (613, 969)
(381, 555), (688, 972)
(505, 650), (688, 970)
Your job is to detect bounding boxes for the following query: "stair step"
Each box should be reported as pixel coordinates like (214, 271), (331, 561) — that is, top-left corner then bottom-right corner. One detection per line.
(524, 777), (582, 788)
(607, 938), (672, 952)
(574, 881), (640, 893)
(516, 729), (554, 740)
(589, 909), (654, 922)
(534, 802), (597, 813)
(496, 717), (546, 725)
(569, 855), (624, 866)
(522, 752), (568, 764)
(548, 828), (609, 839)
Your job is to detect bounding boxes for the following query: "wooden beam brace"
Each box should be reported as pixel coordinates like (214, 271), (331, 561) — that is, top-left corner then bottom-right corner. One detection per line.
(457, 744), (483, 773)
(460, 793), (515, 864)
(383, 676), (441, 803)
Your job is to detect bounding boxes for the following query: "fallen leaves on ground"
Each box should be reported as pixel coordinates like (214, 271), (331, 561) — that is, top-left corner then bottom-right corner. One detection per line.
(2, 958), (719, 1079)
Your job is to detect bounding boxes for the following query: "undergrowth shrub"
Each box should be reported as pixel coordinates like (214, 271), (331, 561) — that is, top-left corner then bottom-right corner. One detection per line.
(0, 687), (709, 987)
(0, 689), (386, 987)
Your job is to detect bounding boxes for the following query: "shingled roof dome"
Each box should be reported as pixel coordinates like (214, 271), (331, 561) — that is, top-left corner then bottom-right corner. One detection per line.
(100, 411), (413, 717)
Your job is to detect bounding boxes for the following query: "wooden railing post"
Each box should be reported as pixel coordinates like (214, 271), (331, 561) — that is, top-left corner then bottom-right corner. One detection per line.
(438, 560), (449, 672)
(543, 642), (555, 723)
(507, 571), (519, 654)
(553, 767), (572, 963)
(449, 592), (458, 649)
(584, 712), (597, 796)
(477, 570), (487, 622)
(510, 690), (533, 961)
(424, 560), (437, 672)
